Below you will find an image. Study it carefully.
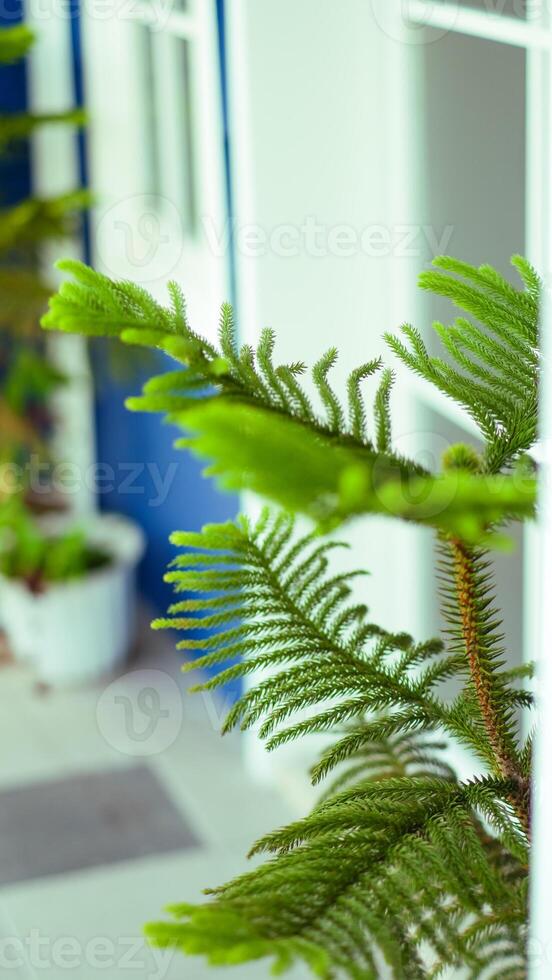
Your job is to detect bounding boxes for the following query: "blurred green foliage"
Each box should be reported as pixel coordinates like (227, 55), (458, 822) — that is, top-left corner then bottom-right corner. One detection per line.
(0, 497), (108, 587)
(0, 25), (85, 507)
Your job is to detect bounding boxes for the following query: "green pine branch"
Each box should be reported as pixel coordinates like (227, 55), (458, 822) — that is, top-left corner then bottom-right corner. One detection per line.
(40, 253), (538, 977)
(42, 261), (414, 464)
(169, 398), (536, 542)
(154, 511), (453, 755)
(152, 510), (531, 787)
(146, 774), (527, 978)
(41, 258), (537, 546)
(385, 255), (539, 473)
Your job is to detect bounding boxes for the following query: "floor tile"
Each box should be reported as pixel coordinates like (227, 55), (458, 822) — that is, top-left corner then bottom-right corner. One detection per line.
(0, 765), (200, 886)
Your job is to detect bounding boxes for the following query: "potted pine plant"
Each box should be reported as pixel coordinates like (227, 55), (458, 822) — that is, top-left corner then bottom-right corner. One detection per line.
(43, 252), (537, 976)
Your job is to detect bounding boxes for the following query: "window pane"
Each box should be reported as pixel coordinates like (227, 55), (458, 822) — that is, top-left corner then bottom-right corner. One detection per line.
(414, 31), (527, 667)
(434, 0), (528, 17)
(152, 35), (197, 235)
(420, 31), (526, 342)
(135, 23), (162, 199)
(148, 0), (189, 13)
(130, 29), (197, 234)
(174, 38), (197, 234)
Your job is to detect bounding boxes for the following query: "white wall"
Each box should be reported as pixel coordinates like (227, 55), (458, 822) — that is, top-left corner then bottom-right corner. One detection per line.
(228, 0), (426, 629)
(227, 0), (427, 789)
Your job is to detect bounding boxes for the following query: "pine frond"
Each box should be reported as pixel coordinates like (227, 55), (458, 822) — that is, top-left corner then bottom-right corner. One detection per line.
(42, 260), (419, 471)
(314, 731), (456, 801)
(374, 366), (394, 451)
(153, 511), (451, 753)
(155, 510), (530, 802)
(42, 260), (537, 547)
(347, 359), (381, 442)
(146, 775), (527, 978)
(41, 255), (536, 976)
(171, 398), (536, 542)
(386, 255), (540, 471)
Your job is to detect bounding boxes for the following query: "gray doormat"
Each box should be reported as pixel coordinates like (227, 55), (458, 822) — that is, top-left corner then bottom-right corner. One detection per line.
(0, 765), (200, 886)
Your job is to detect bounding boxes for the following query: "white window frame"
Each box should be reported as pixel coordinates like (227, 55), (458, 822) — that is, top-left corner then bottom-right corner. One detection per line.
(81, 0), (229, 340)
(25, 6), (96, 516)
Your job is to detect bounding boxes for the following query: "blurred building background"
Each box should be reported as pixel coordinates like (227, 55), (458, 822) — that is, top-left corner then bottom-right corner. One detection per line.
(0, 1), (541, 977)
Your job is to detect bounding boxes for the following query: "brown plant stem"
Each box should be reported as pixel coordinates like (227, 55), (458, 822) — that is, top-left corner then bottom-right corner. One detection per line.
(450, 537), (531, 837)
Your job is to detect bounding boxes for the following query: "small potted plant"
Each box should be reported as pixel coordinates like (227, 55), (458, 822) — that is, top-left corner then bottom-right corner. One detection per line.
(0, 497), (144, 685)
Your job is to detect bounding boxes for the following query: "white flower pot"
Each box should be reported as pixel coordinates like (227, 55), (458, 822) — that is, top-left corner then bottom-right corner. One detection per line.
(0, 513), (145, 686)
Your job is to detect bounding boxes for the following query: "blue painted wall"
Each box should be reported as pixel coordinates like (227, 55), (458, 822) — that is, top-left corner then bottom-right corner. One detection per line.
(94, 361), (238, 616)
(0, 5), (30, 204)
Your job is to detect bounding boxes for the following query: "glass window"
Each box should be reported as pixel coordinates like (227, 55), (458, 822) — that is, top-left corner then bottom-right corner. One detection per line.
(421, 32), (526, 349)
(173, 37), (197, 234)
(434, 0), (528, 17)
(136, 23), (162, 199)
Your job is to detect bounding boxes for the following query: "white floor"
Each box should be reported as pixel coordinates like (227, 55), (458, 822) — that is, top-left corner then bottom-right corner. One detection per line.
(0, 626), (310, 979)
